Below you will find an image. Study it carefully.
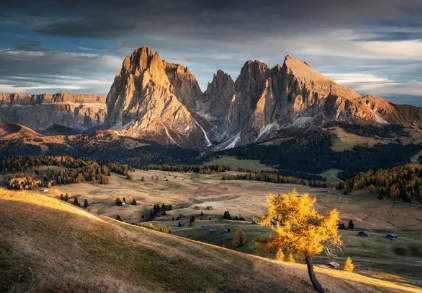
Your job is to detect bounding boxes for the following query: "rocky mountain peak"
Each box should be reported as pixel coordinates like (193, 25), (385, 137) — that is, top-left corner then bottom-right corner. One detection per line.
(105, 46), (209, 149)
(103, 47), (422, 150)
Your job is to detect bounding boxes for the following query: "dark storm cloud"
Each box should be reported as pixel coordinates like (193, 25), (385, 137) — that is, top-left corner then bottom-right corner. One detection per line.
(0, 0), (417, 39)
(0, 0), (421, 104)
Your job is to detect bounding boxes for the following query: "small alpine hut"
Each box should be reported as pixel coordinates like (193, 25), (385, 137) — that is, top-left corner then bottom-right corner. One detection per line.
(209, 229), (218, 234)
(386, 233), (398, 240)
(358, 230), (371, 237)
(326, 261), (340, 269)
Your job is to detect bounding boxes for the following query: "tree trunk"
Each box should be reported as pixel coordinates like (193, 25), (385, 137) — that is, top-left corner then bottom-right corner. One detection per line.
(305, 255), (325, 293)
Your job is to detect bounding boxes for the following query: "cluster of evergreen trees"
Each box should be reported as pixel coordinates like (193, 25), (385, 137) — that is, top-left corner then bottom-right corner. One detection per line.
(221, 172), (329, 188)
(142, 164), (233, 174)
(337, 164), (422, 202)
(222, 211), (245, 221)
(59, 193), (89, 208)
(151, 203), (172, 217)
(1, 155), (131, 190)
(108, 163), (134, 176)
(338, 220), (354, 230)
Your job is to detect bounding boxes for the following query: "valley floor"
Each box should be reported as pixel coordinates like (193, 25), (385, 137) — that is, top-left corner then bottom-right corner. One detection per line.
(31, 168), (422, 287)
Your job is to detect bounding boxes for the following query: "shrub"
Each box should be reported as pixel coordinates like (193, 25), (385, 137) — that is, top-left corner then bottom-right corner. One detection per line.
(344, 257), (354, 272)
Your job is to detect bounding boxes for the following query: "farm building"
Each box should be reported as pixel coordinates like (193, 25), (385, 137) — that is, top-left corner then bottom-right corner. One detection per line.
(271, 220), (278, 226)
(200, 224), (208, 227)
(358, 231), (371, 237)
(386, 233), (398, 239)
(326, 262), (340, 269)
(321, 189), (329, 193)
(206, 206), (213, 210)
(209, 229), (218, 234)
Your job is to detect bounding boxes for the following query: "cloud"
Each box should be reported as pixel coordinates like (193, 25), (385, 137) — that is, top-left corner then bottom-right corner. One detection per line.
(0, 49), (121, 95)
(0, 0), (421, 104)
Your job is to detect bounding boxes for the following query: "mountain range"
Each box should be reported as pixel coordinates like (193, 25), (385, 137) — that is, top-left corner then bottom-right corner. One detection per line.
(2, 46), (422, 150)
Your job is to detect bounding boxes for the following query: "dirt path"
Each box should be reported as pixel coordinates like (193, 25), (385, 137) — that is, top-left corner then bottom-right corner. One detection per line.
(388, 202), (403, 231)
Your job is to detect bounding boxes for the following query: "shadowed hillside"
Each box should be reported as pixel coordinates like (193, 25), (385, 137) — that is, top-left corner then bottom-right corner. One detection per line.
(0, 189), (420, 293)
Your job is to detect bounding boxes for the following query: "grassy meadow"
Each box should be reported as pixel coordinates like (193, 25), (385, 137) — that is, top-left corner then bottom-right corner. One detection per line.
(1, 189), (422, 293)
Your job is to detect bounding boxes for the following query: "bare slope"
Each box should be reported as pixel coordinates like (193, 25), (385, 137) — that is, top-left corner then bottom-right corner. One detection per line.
(0, 189), (420, 293)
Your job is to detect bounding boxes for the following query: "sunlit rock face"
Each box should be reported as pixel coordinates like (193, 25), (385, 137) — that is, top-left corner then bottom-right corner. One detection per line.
(105, 47), (209, 149)
(105, 46), (422, 150)
(0, 92), (106, 131)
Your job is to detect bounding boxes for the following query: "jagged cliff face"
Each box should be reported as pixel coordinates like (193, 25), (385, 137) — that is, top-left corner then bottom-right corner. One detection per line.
(105, 47), (209, 148)
(105, 46), (422, 149)
(0, 92), (106, 132)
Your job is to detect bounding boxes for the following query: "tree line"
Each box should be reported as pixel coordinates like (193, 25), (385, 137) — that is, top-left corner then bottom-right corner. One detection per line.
(337, 164), (422, 202)
(141, 164), (233, 174)
(222, 172), (329, 188)
(1, 155), (130, 190)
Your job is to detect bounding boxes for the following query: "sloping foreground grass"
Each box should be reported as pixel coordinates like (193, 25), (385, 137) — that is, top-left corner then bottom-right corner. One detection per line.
(0, 189), (420, 293)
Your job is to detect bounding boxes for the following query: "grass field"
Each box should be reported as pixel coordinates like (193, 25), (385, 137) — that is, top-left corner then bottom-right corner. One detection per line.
(1, 165), (420, 290)
(1, 189), (421, 293)
(39, 168), (422, 285)
(320, 168), (343, 184)
(204, 155), (275, 171)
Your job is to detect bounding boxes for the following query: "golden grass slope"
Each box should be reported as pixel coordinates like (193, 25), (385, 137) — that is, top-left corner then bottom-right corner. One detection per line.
(0, 189), (421, 293)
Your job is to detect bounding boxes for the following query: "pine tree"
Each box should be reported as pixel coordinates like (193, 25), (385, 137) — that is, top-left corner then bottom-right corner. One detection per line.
(276, 248), (285, 261)
(232, 229), (246, 247)
(73, 196), (79, 206)
(287, 253), (296, 263)
(60, 194), (64, 201)
(344, 257), (354, 272)
(132, 198), (137, 205)
(116, 215), (122, 221)
(189, 216), (195, 226)
(84, 199), (89, 208)
(115, 197), (122, 206)
(64, 194), (69, 202)
(348, 220), (354, 230)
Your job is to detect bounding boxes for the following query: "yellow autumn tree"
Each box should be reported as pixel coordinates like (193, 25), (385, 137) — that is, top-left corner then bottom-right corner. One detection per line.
(286, 253), (295, 263)
(344, 257), (354, 272)
(276, 248), (285, 261)
(232, 229), (246, 248)
(257, 190), (342, 293)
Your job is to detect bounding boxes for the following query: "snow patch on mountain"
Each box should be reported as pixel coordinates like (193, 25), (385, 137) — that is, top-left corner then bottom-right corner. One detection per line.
(194, 119), (212, 147)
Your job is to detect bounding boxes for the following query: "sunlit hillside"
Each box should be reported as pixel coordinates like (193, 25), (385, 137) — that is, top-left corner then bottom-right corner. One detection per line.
(0, 189), (420, 293)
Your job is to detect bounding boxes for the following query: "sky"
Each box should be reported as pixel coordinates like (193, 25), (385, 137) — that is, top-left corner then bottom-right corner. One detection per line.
(0, 0), (422, 105)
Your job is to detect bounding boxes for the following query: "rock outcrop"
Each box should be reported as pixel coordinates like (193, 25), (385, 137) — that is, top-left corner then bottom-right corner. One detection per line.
(0, 92), (106, 132)
(105, 47), (210, 148)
